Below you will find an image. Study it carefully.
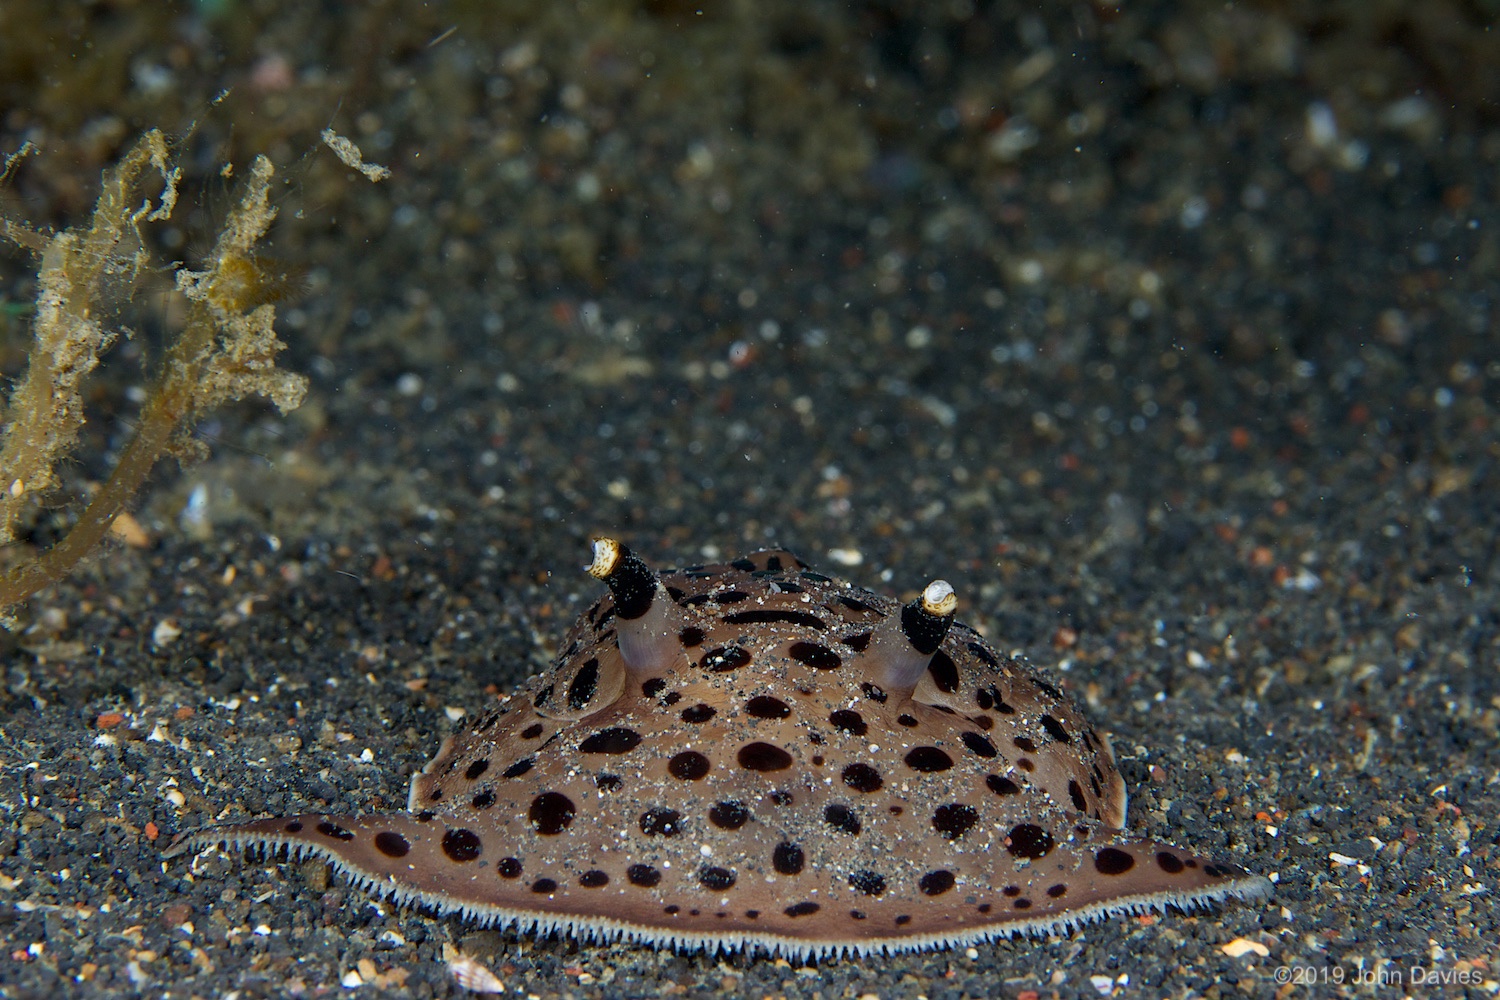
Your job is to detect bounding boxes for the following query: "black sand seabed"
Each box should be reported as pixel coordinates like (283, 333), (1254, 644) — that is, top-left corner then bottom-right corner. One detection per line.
(1, 3), (1497, 998)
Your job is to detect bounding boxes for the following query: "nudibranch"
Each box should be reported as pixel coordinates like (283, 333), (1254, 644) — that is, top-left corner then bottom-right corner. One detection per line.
(168, 539), (1270, 958)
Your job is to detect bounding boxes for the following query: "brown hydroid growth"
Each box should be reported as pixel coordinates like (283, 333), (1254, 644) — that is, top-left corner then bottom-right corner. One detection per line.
(0, 129), (307, 621)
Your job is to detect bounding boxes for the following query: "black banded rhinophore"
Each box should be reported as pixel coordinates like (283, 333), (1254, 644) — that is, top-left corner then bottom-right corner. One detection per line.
(168, 539), (1270, 959)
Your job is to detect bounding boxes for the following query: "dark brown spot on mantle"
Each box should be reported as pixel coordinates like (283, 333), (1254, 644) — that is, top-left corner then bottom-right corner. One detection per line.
(441, 828), (482, 862)
(737, 742), (792, 771)
(374, 831), (409, 858)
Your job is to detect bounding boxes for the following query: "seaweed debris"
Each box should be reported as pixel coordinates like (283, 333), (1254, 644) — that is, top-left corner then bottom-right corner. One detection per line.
(0, 129), (307, 624)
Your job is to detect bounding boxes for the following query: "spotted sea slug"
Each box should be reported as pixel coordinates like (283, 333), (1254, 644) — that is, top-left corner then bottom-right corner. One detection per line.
(168, 539), (1271, 959)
